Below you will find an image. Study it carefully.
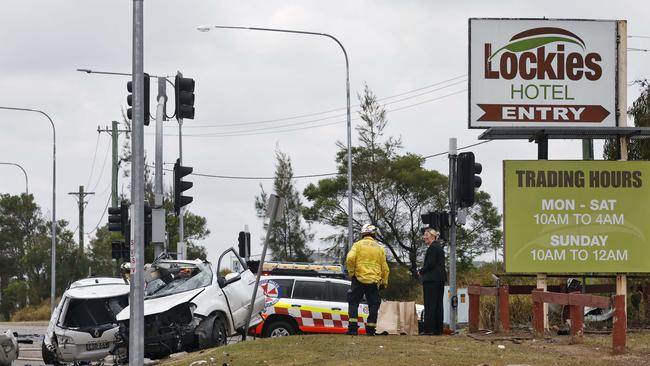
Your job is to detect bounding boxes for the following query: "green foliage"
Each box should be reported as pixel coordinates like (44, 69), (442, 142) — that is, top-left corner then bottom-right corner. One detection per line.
(0, 193), (85, 319)
(380, 263), (422, 302)
(255, 148), (313, 262)
(164, 193), (210, 260)
(303, 83), (502, 278)
(604, 79), (650, 160)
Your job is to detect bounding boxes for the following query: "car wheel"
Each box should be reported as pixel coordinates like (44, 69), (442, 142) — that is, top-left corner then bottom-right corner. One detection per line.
(210, 316), (228, 347)
(41, 342), (62, 366)
(263, 320), (295, 338)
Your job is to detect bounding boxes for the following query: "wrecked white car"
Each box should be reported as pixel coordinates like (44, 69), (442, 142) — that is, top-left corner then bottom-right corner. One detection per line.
(114, 248), (265, 361)
(42, 277), (130, 365)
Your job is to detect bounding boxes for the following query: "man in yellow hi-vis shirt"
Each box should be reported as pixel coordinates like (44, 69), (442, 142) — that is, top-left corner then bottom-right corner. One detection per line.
(346, 223), (389, 336)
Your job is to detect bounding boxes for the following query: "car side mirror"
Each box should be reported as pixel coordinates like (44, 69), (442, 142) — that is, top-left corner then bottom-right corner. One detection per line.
(218, 273), (242, 288)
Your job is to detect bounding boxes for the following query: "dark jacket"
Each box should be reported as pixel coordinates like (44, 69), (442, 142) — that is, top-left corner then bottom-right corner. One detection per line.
(418, 241), (446, 283)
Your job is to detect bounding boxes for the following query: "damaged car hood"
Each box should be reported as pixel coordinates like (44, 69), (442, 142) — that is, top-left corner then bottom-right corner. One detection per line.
(116, 287), (204, 321)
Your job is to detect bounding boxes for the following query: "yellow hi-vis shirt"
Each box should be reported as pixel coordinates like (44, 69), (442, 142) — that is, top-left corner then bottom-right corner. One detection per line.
(346, 236), (389, 287)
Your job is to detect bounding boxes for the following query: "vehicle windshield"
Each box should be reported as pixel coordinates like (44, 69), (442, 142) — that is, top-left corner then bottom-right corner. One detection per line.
(145, 262), (212, 298)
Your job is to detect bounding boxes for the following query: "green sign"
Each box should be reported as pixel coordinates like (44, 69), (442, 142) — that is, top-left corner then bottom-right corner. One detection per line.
(504, 160), (650, 273)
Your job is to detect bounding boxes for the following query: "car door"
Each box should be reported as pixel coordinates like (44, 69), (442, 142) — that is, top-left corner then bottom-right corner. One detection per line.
(328, 280), (369, 333)
(290, 279), (332, 333)
(217, 248), (262, 329)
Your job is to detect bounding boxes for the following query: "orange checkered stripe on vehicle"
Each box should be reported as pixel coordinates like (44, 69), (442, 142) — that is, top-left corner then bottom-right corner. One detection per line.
(267, 302), (367, 330)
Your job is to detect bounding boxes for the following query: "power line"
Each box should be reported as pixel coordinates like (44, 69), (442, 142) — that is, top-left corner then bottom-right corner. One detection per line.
(164, 88), (466, 137)
(85, 133), (102, 188)
(147, 140), (488, 181)
(149, 164), (339, 180)
(90, 139), (112, 192)
(171, 75), (467, 129)
(85, 192), (112, 235)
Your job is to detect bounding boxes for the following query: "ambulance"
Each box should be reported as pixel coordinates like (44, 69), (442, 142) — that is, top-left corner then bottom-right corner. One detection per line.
(251, 262), (423, 337)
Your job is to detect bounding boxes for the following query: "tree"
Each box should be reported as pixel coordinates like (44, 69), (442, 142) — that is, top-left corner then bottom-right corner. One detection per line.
(303, 83), (502, 278)
(255, 148), (313, 262)
(0, 193), (86, 318)
(87, 227), (119, 277)
(604, 80), (650, 160)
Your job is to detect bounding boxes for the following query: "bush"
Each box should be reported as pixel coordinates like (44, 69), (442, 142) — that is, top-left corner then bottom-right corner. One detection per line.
(11, 299), (51, 321)
(382, 263), (422, 303)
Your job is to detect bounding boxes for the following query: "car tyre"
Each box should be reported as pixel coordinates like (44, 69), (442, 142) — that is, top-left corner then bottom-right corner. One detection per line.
(263, 320), (295, 338)
(211, 315), (228, 347)
(41, 342), (62, 366)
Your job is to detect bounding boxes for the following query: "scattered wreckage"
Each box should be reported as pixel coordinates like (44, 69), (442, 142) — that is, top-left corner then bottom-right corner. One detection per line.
(113, 248), (265, 362)
(0, 329), (18, 366)
(42, 277), (130, 365)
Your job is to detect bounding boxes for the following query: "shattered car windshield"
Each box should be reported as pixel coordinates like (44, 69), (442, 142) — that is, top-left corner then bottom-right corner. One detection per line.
(145, 262), (212, 298)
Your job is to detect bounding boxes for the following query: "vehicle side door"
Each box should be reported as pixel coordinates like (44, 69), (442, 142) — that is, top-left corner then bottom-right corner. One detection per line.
(216, 248), (261, 329)
(290, 279), (332, 333)
(327, 280), (369, 333)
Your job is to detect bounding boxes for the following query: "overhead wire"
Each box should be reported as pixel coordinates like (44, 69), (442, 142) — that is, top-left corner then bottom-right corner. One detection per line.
(90, 140), (112, 192)
(149, 140), (491, 181)
(173, 75), (467, 129)
(85, 133), (102, 188)
(166, 88), (467, 137)
(85, 192), (112, 235)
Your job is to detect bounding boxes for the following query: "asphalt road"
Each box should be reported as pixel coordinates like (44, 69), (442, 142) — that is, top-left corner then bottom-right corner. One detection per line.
(0, 322), (47, 366)
(0, 321), (245, 365)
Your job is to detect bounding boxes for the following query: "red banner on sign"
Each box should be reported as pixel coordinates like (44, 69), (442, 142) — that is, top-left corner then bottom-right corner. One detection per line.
(477, 104), (610, 122)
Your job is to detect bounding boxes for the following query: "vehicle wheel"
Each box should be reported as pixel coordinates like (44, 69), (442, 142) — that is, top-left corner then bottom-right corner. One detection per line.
(263, 320), (295, 338)
(41, 342), (62, 366)
(210, 316), (228, 347)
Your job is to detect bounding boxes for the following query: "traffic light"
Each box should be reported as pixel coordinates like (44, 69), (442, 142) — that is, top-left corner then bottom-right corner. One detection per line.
(174, 72), (195, 120)
(108, 201), (129, 237)
(173, 158), (193, 215)
(457, 152), (482, 208)
(111, 240), (129, 261)
(238, 231), (246, 257)
(108, 207), (123, 233)
(421, 211), (450, 241)
(126, 73), (150, 125)
(245, 232), (251, 259)
(144, 202), (152, 245)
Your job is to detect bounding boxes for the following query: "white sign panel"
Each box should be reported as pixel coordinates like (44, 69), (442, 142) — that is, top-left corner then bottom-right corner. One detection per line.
(469, 18), (618, 128)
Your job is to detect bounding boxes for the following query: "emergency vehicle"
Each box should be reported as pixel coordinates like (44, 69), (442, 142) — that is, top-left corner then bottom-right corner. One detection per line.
(252, 262), (423, 337)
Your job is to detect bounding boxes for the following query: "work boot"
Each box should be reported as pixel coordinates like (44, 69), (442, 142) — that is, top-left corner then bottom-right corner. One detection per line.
(366, 328), (376, 336)
(346, 329), (358, 336)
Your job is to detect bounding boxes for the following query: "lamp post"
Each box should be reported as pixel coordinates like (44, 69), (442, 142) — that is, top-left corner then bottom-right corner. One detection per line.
(196, 25), (354, 256)
(0, 106), (56, 313)
(0, 162), (29, 194)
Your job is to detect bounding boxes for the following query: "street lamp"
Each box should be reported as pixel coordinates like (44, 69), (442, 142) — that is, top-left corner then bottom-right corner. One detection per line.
(0, 107), (56, 314)
(0, 162), (29, 194)
(196, 25), (355, 256)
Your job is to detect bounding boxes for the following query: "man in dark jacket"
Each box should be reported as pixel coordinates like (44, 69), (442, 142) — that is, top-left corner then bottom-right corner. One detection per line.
(418, 227), (447, 335)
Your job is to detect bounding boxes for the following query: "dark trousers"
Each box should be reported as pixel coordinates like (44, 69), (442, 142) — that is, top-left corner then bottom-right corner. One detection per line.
(348, 277), (381, 334)
(423, 281), (444, 335)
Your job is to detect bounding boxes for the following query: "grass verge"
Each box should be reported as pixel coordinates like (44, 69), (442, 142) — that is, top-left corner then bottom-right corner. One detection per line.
(160, 330), (650, 366)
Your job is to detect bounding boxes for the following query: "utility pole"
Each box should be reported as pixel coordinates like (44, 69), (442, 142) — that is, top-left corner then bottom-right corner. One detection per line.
(68, 185), (94, 253)
(448, 137), (458, 333)
(98, 122), (130, 207)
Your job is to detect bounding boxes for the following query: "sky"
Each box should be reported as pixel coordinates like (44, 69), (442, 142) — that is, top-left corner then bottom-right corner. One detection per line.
(0, 0), (648, 267)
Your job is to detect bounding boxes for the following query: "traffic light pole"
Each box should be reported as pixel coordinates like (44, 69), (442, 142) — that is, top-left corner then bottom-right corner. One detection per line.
(130, 0), (145, 364)
(448, 137), (458, 333)
(153, 78), (166, 258)
(178, 118), (185, 260)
